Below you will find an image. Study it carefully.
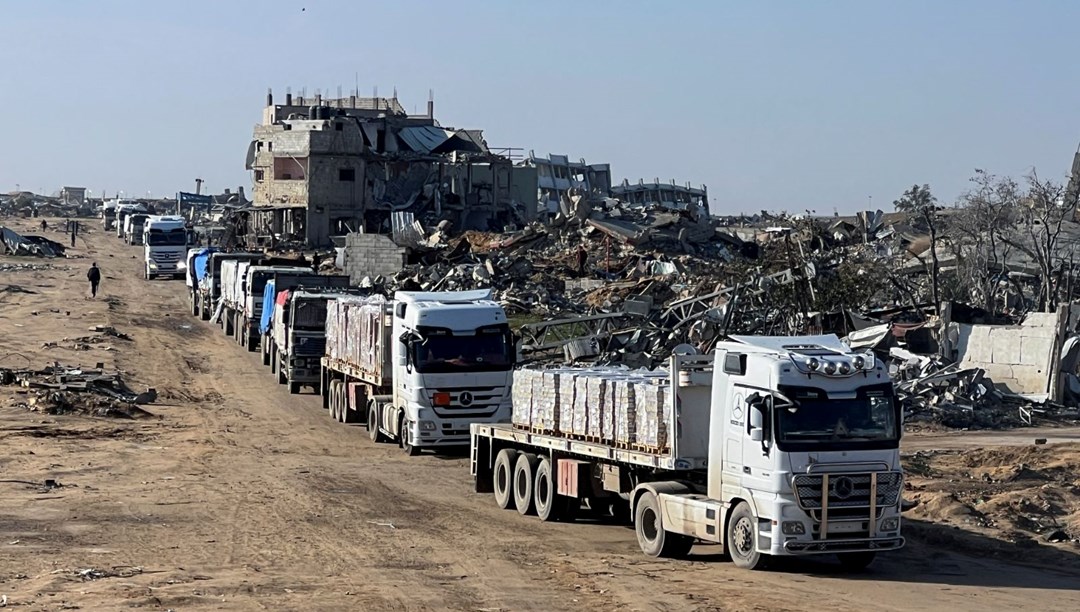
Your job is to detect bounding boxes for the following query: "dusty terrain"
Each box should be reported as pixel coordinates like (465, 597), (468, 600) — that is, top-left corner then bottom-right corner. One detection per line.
(2, 217), (1080, 611)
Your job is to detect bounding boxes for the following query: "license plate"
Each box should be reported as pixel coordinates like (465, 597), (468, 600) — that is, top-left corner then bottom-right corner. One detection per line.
(829, 521), (864, 533)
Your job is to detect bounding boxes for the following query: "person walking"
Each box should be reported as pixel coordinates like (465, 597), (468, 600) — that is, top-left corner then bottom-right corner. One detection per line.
(40, 219), (47, 232)
(87, 263), (101, 298)
(70, 220), (78, 248)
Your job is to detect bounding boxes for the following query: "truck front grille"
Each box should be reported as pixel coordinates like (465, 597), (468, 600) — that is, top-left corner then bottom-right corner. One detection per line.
(430, 386), (504, 417)
(792, 472), (902, 514)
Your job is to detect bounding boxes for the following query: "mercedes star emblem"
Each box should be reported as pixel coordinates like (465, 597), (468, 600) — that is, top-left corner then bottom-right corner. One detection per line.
(832, 476), (855, 500)
(459, 391), (474, 406)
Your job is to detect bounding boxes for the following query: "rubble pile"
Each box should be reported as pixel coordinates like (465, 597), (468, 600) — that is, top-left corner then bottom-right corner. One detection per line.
(0, 225), (67, 257)
(0, 363), (156, 419)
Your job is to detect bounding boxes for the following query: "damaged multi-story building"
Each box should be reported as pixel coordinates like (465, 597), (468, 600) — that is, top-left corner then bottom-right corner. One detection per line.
(611, 178), (709, 216)
(243, 89), (537, 247)
(521, 153), (709, 220)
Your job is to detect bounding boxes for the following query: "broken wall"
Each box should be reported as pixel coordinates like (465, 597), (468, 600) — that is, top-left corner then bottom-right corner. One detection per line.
(343, 233), (406, 283)
(952, 308), (1066, 400)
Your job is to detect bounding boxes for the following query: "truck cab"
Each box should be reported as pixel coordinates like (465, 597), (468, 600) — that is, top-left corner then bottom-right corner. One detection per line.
(655, 335), (903, 569)
(124, 213), (149, 245)
(143, 215), (190, 279)
(115, 201), (147, 238)
(388, 290), (515, 452)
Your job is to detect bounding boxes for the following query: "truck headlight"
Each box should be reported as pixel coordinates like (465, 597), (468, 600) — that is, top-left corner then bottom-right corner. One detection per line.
(782, 521), (806, 535)
(148, 261), (158, 270)
(419, 420), (436, 431)
(881, 518), (899, 532)
(177, 261), (187, 271)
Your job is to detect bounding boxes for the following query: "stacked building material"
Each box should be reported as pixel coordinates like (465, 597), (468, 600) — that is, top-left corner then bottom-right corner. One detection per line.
(512, 365), (672, 448)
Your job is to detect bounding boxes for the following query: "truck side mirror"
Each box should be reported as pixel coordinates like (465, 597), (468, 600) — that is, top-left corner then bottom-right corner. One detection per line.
(749, 408), (764, 442)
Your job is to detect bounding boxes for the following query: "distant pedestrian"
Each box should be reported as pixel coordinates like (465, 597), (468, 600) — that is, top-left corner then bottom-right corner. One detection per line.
(40, 219), (47, 232)
(576, 245), (588, 277)
(87, 263), (101, 298)
(70, 220), (78, 248)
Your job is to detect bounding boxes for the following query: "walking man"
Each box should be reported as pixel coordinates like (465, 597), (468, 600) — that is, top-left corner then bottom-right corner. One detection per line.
(70, 220), (78, 248)
(40, 219), (47, 232)
(87, 263), (101, 299)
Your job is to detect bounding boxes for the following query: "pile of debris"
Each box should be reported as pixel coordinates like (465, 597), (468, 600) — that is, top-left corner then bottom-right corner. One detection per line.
(0, 225), (67, 257)
(0, 363), (156, 419)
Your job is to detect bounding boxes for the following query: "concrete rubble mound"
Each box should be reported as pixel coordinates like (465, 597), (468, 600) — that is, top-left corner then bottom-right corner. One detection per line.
(0, 363), (156, 419)
(0, 225), (67, 257)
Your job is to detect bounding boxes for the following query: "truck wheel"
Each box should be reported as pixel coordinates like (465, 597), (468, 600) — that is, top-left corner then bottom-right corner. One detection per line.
(533, 457), (567, 522)
(288, 381), (301, 394)
(493, 449), (517, 510)
(837, 552), (876, 572)
(261, 343), (270, 366)
(270, 350), (277, 374)
(634, 491), (694, 558)
(277, 361), (287, 385)
(727, 502), (767, 570)
(399, 415), (421, 456)
(368, 402), (387, 443)
(513, 453), (540, 516)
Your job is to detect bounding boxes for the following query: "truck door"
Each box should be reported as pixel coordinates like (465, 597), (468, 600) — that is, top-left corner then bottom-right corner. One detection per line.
(740, 389), (774, 501)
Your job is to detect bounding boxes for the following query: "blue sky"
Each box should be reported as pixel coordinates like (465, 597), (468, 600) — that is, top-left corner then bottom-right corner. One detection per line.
(3, 0), (1080, 214)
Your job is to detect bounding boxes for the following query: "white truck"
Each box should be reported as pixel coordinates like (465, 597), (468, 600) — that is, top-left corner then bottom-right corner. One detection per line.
(321, 289), (515, 455)
(470, 335), (904, 571)
(116, 202), (148, 238)
(223, 263), (320, 352)
(123, 212), (150, 245)
(144, 215), (190, 280)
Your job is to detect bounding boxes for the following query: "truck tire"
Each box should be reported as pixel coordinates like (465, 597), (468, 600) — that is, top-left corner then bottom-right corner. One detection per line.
(261, 342), (270, 366)
(368, 402), (388, 443)
(634, 491), (694, 559)
(277, 360), (287, 385)
(513, 453), (540, 516)
(288, 381), (301, 395)
(726, 501), (767, 570)
(533, 456), (569, 522)
(329, 381), (342, 421)
(493, 449), (517, 510)
(399, 415), (421, 456)
(837, 552), (876, 572)
(270, 350), (278, 374)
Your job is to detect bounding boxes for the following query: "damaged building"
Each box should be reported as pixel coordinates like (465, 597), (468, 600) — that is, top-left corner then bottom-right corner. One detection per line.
(242, 89), (537, 248)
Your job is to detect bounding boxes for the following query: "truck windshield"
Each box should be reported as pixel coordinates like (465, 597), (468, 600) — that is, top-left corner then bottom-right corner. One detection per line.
(413, 325), (513, 373)
(775, 385), (899, 450)
(147, 230), (187, 246)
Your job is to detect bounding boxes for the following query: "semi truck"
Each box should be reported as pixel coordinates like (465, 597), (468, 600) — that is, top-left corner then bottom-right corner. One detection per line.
(123, 213), (150, 245)
(116, 202), (148, 239)
(470, 335), (904, 571)
(224, 263), (324, 352)
(184, 247), (217, 317)
(261, 283), (355, 394)
(321, 289), (515, 455)
(144, 215), (191, 280)
(192, 252), (262, 321)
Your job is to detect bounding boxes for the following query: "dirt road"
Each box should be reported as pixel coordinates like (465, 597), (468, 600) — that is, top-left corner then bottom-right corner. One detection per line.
(2, 217), (1080, 611)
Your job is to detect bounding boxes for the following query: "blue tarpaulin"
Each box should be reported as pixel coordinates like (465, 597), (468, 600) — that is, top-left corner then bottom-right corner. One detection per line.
(192, 247), (217, 282)
(260, 280), (277, 335)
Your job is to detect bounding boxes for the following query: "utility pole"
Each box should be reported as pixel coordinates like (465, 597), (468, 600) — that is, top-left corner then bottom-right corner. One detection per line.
(195, 178), (204, 195)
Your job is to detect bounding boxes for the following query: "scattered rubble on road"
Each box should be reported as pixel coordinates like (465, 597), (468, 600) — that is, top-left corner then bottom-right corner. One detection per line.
(0, 363), (156, 419)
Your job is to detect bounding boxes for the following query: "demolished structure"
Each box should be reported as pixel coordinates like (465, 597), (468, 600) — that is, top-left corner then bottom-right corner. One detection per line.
(238, 89), (537, 248)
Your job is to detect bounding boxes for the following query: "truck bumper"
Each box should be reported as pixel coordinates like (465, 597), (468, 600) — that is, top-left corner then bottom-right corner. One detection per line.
(413, 415), (507, 448)
(782, 536), (905, 554)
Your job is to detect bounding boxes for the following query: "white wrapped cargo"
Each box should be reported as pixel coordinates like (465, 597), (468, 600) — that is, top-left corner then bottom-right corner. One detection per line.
(634, 380), (672, 449)
(559, 374), (577, 434)
(585, 376), (606, 439)
(512, 369), (535, 428)
(571, 375), (591, 436)
(614, 379), (638, 445)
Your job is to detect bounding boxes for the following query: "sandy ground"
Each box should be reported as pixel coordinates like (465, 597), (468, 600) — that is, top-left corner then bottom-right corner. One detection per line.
(2, 216), (1080, 611)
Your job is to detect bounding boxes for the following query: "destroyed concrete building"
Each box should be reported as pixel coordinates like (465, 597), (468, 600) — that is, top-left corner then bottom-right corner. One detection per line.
(242, 89), (537, 248)
(524, 152), (612, 219)
(60, 186), (86, 206)
(612, 178), (709, 216)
